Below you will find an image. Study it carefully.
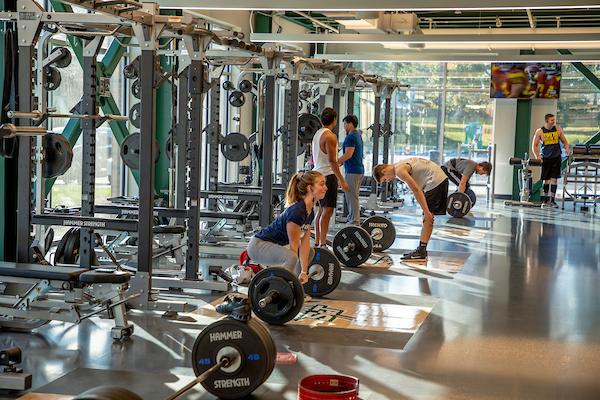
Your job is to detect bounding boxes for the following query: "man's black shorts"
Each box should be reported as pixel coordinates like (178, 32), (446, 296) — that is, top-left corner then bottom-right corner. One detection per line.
(317, 174), (338, 208)
(541, 156), (562, 180)
(425, 178), (449, 215)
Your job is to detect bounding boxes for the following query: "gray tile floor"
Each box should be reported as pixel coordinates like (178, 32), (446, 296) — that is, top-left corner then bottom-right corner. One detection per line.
(1, 199), (600, 399)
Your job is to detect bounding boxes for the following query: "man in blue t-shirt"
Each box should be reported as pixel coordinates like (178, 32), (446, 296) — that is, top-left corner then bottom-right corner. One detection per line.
(338, 115), (364, 225)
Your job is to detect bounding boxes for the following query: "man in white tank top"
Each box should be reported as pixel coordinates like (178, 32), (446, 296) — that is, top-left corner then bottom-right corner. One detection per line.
(373, 158), (449, 261)
(311, 107), (349, 248)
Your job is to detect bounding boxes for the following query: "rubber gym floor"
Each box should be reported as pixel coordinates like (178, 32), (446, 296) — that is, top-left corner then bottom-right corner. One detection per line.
(3, 198), (600, 400)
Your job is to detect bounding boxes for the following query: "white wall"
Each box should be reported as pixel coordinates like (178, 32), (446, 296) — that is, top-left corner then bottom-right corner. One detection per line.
(492, 98), (558, 197)
(492, 99), (517, 196)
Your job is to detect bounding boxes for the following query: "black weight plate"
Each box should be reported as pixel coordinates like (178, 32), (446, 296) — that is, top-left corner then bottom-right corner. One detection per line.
(465, 188), (477, 206)
(131, 79), (141, 99)
(54, 228), (74, 265)
(165, 136), (172, 161)
(129, 103), (141, 129)
(249, 268), (304, 325)
(64, 227), (80, 264)
(222, 81), (235, 91)
(51, 47), (72, 68)
(73, 385), (143, 400)
(44, 133), (74, 178)
(303, 248), (341, 297)
(246, 318), (276, 384)
(123, 61), (138, 80)
(221, 133), (250, 162)
(192, 317), (272, 399)
(310, 101), (319, 114)
(298, 113), (322, 143)
(446, 192), (472, 218)
(239, 79), (253, 93)
(361, 216), (396, 252)
(45, 228), (54, 255)
(44, 66), (61, 91)
(333, 226), (373, 267)
(299, 89), (310, 100)
(297, 140), (308, 156)
(120, 132), (160, 170)
(121, 132), (141, 170)
(229, 91), (246, 107)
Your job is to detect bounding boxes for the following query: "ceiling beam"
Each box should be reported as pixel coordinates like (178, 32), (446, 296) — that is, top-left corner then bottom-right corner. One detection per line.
(251, 32), (600, 44)
(318, 51), (600, 62)
(155, 0), (600, 11)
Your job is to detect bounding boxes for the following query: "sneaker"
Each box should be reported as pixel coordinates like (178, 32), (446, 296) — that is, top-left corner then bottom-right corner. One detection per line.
(549, 201), (559, 208)
(401, 249), (428, 261)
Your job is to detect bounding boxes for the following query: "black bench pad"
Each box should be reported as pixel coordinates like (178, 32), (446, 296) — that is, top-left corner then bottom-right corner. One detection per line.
(0, 262), (88, 281)
(153, 225), (185, 234)
(79, 270), (131, 284)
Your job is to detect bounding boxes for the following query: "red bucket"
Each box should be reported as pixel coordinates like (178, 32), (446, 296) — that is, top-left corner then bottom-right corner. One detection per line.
(298, 375), (359, 400)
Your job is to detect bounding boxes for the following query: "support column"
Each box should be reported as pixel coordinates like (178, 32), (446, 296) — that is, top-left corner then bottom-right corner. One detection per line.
(80, 37), (103, 269)
(185, 60), (204, 280)
(371, 91), (382, 194)
(281, 80), (299, 183)
(175, 67), (189, 223)
(260, 74), (276, 227)
(381, 85), (393, 201)
(16, 45), (34, 262)
(207, 69), (222, 210)
(137, 48), (157, 293)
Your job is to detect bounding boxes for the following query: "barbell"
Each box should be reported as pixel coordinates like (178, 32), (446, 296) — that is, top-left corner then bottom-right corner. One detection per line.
(247, 247), (342, 325)
(72, 310), (276, 399)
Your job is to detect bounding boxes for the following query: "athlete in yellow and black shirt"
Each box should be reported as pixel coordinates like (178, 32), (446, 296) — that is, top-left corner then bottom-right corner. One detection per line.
(531, 114), (571, 207)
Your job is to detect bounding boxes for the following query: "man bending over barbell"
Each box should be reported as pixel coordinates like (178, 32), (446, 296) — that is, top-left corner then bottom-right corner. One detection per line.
(373, 158), (448, 261)
(441, 159), (492, 193)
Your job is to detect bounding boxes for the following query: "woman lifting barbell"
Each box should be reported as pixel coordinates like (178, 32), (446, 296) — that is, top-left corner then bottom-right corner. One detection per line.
(247, 171), (327, 284)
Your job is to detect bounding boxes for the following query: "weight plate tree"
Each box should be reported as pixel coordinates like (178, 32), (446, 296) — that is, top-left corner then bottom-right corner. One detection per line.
(248, 268), (304, 325)
(191, 317), (276, 399)
(303, 248), (341, 297)
(361, 216), (396, 252)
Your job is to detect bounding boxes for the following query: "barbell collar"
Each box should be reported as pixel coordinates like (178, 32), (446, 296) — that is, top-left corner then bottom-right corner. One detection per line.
(258, 290), (279, 308)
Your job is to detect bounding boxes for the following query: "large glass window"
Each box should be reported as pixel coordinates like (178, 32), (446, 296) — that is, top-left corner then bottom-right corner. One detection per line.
(48, 38), (126, 207)
(444, 92), (494, 160)
(397, 63), (444, 89)
(446, 63), (490, 90)
(558, 62), (600, 145)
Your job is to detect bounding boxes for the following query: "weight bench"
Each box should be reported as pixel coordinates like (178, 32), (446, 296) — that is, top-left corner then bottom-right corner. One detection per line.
(0, 262), (135, 339)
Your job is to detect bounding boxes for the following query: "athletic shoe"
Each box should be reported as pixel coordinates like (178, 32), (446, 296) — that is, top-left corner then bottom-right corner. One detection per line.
(549, 201), (559, 208)
(401, 249), (428, 261)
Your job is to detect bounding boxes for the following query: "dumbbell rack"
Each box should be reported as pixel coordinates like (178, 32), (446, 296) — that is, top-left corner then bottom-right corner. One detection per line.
(561, 154), (600, 210)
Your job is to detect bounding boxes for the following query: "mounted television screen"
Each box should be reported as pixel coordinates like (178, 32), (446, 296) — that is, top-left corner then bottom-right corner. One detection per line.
(490, 63), (561, 99)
